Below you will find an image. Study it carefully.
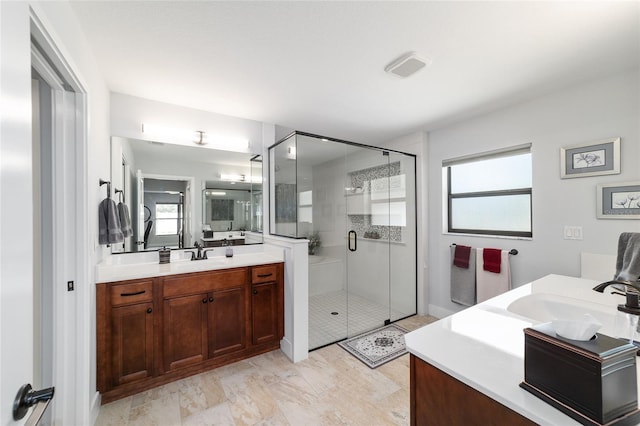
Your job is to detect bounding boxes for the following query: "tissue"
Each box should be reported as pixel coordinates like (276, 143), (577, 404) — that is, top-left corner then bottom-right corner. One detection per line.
(552, 313), (602, 341)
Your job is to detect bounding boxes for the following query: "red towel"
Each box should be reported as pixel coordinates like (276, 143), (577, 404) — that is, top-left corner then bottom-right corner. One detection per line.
(453, 245), (472, 269)
(483, 248), (502, 273)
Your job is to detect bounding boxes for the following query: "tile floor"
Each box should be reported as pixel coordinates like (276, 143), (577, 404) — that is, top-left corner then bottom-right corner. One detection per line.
(95, 315), (438, 426)
(309, 290), (411, 350)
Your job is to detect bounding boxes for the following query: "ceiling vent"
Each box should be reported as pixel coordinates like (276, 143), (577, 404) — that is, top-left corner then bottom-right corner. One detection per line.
(384, 52), (431, 78)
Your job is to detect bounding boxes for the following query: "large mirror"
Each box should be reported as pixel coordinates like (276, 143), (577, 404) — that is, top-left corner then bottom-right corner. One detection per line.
(110, 136), (263, 253)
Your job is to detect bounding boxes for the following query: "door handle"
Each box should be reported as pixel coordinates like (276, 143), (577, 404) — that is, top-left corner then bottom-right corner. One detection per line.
(13, 384), (54, 421)
(348, 230), (357, 252)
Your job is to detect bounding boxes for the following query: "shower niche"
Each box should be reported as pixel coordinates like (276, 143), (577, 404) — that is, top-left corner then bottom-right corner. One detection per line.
(269, 132), (417, 350)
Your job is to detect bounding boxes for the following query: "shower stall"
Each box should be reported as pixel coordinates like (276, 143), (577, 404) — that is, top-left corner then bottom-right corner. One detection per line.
(269, 132), (417, 350)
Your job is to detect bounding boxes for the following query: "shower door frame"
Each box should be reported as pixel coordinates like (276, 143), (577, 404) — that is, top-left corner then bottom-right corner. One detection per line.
(268, 131), (418, 350)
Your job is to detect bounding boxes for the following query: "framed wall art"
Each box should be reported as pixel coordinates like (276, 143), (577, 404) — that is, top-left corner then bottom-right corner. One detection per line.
(560, 137), (620, 179)
(596, 181), (640, 219)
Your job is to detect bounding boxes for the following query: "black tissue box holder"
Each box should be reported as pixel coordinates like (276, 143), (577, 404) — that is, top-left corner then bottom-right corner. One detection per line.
(521, 323), (639, 425)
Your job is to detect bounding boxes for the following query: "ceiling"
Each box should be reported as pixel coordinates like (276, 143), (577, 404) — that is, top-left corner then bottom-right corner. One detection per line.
(70, 1), (639, 146)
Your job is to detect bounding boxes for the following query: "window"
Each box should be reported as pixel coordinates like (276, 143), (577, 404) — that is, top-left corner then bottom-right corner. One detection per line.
(298, 190), (313, 223)
(155, 203), (180, 236)
(444, 144), (532, 237)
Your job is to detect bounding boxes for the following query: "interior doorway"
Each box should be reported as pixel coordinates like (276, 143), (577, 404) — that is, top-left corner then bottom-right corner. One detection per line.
(29, 14), (89, 424)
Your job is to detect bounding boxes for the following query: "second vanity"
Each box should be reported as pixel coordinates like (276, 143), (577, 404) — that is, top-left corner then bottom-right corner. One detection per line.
(406, 274), (640, 425)
(96, 250), (284, 403)
(201, 231), (247, 247)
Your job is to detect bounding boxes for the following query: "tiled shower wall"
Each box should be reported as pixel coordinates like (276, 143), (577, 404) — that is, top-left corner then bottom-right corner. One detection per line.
(348, 162), (402, 242)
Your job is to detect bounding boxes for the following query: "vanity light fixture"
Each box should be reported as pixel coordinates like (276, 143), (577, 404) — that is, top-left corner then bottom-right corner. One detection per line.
(206, 190), (226, 196)
(220, 174), (246, 182)
(142, 123), (249, 152)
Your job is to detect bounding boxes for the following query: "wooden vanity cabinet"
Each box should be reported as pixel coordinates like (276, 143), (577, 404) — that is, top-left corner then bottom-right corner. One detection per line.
(96, 278), (156, 392)
(251, 264), (284, 345)
(410, 355), (537, 426)
(161, 268), (248, 372)
(208, 285), (247, 357)
(97, 262), (284, 404)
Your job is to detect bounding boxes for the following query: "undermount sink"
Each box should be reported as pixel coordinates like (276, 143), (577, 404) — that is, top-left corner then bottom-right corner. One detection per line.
(507, 292), (616, 326)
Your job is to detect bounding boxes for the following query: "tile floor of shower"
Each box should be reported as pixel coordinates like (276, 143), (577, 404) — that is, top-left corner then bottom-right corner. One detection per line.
(309, 290), (408, 350)
(95, 314), (438, 426)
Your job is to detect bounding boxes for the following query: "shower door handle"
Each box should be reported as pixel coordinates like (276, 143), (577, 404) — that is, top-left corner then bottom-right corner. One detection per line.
(348, 230), (357, 252)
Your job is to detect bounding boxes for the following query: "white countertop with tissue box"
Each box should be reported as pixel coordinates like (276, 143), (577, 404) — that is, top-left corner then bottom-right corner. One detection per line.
(405, 274), (640, 425)
(96, 246), (284, 283)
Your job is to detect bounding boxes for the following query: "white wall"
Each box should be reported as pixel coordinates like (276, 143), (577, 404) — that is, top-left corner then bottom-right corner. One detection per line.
(111, 92), (264, 154)
(427, 69), (640, 318)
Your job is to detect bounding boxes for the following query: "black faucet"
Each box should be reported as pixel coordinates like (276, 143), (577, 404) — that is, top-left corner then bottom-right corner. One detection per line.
(593, 279), (640, 315)
(186, 242), (214, 261)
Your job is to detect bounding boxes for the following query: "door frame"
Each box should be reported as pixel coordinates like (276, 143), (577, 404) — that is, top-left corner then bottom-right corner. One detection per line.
(30, 8), (90, 425)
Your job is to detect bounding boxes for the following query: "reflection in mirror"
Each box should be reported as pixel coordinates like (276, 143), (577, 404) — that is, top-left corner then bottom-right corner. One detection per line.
(110, 136), (263, 253)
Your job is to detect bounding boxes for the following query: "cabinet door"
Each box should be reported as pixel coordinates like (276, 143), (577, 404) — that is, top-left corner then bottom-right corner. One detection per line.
(163, 293), (208, 371)
(208, 287), (247, 358)
(251, 282), (280, 345)
(111, 302), (154, 386)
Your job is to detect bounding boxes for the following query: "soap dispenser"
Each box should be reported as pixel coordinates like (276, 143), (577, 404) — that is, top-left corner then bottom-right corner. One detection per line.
(224, 239), (233, 258)
(159, 246), (170, 264)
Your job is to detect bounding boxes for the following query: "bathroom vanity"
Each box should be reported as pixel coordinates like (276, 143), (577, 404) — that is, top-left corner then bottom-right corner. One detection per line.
(96, 254), (284, 403)
(406, 274), (638, 425)
(201, 231), (246, 247)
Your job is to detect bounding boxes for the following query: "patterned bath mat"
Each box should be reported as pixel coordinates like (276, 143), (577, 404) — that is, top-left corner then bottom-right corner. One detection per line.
(338, 324), (409, 369)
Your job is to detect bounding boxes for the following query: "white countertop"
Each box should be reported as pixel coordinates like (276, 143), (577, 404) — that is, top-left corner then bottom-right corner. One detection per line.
(96, 250), (284, 283)
(405, 274), (638, 425)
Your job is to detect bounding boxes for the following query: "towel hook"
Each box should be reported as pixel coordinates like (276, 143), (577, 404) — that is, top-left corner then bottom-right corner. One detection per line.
(99, 179), (111, 198)
(115, 188), (123, 203)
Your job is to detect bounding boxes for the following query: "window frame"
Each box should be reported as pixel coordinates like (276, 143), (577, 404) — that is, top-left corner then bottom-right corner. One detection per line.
(155, 202), (181, 236)
(445, 146), (532, 238)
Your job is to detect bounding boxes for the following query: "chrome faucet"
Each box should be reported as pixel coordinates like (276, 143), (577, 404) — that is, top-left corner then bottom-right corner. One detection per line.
(227, 221), (233, 231)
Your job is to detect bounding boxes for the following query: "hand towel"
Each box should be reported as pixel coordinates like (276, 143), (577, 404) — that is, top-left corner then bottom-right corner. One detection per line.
(476, 248), (511, 303)
(615, 232), (640, 282)
(99, 198), (123, 245)
(453, 244), (472, 269)
(451, 246), (476, 306)
(483, 248), (502, 273)
(118, 202), (133, 238)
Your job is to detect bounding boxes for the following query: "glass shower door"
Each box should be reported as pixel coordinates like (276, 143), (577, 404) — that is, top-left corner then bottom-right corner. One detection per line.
(345, 149), (392, 336)
(387, 151), (417, 322)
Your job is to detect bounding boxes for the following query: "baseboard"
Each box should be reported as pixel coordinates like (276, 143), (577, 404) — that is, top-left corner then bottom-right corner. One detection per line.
(90, 391), (101, 424)
(428, 304), (456, 319)
(280, 336), (293, 361)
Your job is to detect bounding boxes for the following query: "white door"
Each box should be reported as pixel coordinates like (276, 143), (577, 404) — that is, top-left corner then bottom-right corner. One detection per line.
(2, 6), (88, 423)
(137, 170), (146, 249)
(184, 180), (192, 247)
(1, 6), (37, 423)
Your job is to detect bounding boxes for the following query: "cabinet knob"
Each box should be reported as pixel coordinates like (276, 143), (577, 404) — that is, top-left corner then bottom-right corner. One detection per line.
(202, 298), (208, 304)
(209, 297), (214, 303)
(147, 308), (152, 314)
(253, 289), (258, 295)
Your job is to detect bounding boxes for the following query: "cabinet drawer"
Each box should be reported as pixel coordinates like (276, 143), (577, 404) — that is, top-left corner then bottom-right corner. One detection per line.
(163, 269), (247, 298)
(252, 265), (278, 284)
(110, 280), (153, 306)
